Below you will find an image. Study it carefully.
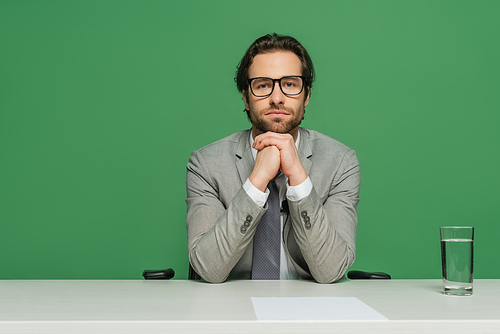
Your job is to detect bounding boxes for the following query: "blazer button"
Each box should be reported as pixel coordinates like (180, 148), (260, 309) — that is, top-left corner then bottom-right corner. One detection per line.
(243, 221), (250, 227)
(240, 226), (247, 234)
(304, 216), (310, 223)
(301, 211), (308, 218)
(246, 215), (253, 222)
(305, 222), (312, 230)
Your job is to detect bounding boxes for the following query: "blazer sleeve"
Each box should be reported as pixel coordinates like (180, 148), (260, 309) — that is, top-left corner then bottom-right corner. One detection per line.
(286, 149), (360, 283)
(185, 149), (266, 283)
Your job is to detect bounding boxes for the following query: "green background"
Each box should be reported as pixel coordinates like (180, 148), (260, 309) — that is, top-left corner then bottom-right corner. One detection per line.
(1, 0), (499, 280)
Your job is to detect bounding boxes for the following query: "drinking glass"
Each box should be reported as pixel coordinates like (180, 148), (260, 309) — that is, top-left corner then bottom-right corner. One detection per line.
(440, 226), (474, 296)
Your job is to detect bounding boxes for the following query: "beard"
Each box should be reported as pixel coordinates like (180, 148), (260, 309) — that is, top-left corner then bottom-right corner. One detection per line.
(249, 104), (305, 135)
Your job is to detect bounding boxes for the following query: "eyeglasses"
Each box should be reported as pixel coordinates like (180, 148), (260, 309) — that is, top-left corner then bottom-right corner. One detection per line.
(247, 76), (305, 97)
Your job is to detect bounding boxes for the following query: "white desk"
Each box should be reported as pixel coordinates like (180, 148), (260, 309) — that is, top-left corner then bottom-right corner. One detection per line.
(1, 279), (499, 333)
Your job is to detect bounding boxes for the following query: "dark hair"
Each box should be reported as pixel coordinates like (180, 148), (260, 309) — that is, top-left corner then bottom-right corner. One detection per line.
(235, 33), (315, 98)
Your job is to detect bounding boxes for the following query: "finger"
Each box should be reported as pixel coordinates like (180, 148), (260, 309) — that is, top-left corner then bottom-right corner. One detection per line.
(250, 146), (281, 191)
(253, 132), (293, 150)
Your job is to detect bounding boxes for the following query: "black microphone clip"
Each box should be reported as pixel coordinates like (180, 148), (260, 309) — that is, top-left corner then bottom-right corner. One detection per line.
(280, 200), (289, 214)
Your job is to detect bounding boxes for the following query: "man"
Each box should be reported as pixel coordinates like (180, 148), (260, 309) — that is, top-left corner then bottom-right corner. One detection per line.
(186, 33), (360, 283)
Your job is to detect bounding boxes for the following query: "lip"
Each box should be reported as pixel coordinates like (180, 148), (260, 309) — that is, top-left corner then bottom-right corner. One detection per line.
(264, 110), (291, 117)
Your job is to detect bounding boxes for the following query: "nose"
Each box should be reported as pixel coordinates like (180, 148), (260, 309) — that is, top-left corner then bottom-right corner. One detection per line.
(269, 81), (285, 105)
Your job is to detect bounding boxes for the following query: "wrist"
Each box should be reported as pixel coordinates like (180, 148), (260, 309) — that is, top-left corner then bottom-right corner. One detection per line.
(287, 169), (308, 187)
(249, 173), (270, 193)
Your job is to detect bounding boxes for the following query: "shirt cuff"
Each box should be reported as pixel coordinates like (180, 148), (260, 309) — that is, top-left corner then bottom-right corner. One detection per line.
(286, 176), (313, 201)
(243, 178), (269, 208)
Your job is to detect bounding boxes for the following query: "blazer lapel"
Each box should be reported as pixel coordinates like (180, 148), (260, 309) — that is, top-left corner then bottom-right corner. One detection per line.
(235, 130), (254, 185)
(298, 128), (313, 175)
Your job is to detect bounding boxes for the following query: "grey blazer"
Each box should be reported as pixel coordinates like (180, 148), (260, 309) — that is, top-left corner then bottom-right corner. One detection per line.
(186, 128), (360, 283)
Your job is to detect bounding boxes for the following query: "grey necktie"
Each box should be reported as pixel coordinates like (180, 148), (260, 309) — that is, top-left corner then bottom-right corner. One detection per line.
(252, 176), (281, 280)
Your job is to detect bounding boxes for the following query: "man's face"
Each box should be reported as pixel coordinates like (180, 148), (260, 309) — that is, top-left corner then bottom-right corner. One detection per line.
(243, 51), (310, 138)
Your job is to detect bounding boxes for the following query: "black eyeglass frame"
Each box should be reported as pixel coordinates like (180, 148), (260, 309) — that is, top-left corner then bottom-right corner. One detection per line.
(247, 76), (306, 97)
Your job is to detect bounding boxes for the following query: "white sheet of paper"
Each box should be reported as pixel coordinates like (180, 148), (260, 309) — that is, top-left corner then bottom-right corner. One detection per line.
(251, 297), (388, 321)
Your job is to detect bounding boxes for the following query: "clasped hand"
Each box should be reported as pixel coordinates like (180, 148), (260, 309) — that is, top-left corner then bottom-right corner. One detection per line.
(249, 132), (308, 192)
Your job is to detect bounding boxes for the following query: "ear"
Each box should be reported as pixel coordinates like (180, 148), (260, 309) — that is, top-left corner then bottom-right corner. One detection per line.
(242, 90), (250, 110)
(303, 90), (310, 107)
